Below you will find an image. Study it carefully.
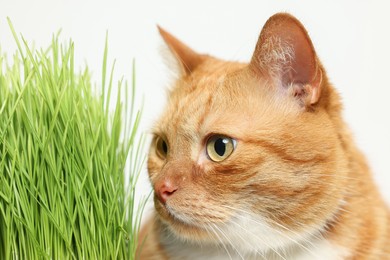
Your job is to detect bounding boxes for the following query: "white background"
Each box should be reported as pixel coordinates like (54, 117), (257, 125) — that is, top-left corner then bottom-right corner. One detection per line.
(1, 1), (389, 216)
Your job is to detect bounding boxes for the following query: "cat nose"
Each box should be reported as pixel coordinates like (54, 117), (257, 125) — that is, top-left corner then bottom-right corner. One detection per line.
(155, 179), (178, 204)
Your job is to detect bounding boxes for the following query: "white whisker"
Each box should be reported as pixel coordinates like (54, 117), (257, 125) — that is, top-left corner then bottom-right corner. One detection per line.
(227, 217), (274, 259)
(207, 223), (233, 260)
(212, 223), (245, 260)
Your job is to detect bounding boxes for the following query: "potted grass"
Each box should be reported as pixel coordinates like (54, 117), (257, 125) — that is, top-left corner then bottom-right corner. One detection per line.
(0, 20), (146, 259)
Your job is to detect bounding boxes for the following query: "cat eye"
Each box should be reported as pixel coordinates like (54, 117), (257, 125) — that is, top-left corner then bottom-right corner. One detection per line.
(206, 135), (236, 162)
(155, 136), (168, 159)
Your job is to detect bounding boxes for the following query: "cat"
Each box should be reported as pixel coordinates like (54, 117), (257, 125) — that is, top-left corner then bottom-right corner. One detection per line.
(138, 13), (390, 259)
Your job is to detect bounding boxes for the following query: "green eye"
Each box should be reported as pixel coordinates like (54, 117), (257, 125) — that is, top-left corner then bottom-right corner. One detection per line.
(155, 136), (168, 159)
(206, 135), (236, 162)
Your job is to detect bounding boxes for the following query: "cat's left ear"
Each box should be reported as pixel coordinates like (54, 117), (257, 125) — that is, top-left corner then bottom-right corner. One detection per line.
(249, 13), (322, 106)
(158, 26), (206, 75)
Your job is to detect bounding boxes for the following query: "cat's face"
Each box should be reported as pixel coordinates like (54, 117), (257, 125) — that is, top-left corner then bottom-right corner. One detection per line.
(148, 14), (348, 253)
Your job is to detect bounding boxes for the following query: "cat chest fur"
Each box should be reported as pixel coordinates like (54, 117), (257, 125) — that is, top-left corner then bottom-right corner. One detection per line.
(162, 236), (350, 260)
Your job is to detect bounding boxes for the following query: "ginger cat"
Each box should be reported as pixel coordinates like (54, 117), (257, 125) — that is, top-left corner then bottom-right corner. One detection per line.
(139, 13), (390, 259)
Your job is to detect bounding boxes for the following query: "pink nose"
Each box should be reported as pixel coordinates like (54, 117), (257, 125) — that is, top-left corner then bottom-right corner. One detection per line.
(155, 180), (178, 204)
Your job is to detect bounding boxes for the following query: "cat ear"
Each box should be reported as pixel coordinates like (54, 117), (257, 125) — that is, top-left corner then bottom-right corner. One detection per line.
(249, 13), (322, 105)
(157, 26), (205, 75)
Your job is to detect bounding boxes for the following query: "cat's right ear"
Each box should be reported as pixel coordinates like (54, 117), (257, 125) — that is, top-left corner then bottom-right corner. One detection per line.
(157, 26), (205, 75)
(249, 13), (323, 106)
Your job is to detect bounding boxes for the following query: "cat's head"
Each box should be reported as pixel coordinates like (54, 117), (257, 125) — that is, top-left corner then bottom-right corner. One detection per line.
(148, 13), (348, 253)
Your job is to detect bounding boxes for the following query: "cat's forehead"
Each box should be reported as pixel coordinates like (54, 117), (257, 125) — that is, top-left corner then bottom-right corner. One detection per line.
(155, 58), (301, 144)
(171, 59), (244, 93)
(160, 63), (241, 128)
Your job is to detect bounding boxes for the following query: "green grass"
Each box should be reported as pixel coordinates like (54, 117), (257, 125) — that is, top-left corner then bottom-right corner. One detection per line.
(0, 20), (146, 259)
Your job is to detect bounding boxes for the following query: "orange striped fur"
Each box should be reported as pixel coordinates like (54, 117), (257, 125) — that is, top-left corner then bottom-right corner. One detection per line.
(139, 13), (390, 259)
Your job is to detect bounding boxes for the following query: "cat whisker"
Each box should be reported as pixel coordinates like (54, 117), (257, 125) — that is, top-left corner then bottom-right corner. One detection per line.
(227, 217), (279, 259)
(211, 222), (245, 260)
(264, 215), (326, 255)
(207, 223), (234, 260)
(203, 224), (232, 257)
(255, 203), (331, 244)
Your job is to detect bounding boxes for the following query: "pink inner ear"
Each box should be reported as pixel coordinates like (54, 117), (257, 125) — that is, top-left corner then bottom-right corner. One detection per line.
(283, 26), (322, 105)
(250, 13), (322, 105)
(279, 26), (316, 84)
